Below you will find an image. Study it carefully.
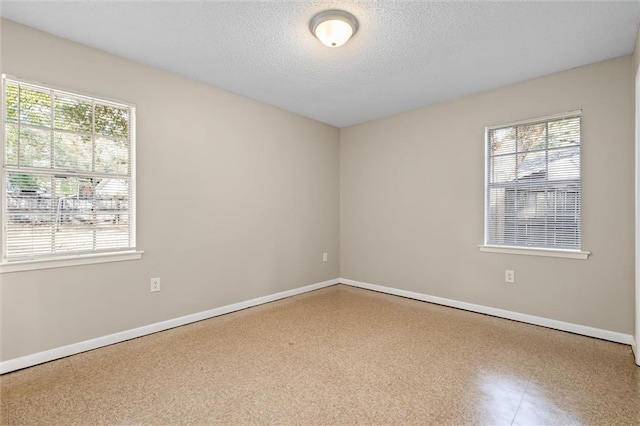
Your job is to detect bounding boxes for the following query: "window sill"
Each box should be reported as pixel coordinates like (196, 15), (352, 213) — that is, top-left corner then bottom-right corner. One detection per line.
(0, 250), (144, 273)
(478, 245), (590, 260)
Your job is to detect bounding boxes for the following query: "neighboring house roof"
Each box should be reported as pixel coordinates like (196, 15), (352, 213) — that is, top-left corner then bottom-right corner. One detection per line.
(95, 179), (128, 197)
(517, 147), (580, 181)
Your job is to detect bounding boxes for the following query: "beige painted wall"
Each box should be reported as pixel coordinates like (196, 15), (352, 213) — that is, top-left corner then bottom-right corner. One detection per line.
(341, 56), (635, 334)
(634, 24), (640, 75)
(633, 23), (640, 359)
(0, 20), (340, 361)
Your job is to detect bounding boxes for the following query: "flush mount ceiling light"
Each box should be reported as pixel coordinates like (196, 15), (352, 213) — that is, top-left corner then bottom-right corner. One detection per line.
(310, 10), (359, 48)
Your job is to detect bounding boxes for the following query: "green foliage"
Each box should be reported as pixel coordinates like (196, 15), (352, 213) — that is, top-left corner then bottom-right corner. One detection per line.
(6, 82), (129, 137)
(4, 80), (130, 176)
(8, 173), (40, 191)
(95, 104), (129, 137)
(5, 83), (18, 122)
(55, 96), (92, 133)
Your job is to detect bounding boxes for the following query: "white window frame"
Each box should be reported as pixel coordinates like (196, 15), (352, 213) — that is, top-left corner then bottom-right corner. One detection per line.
(479, 110), (590, 260)
(0, 75), (142, 273)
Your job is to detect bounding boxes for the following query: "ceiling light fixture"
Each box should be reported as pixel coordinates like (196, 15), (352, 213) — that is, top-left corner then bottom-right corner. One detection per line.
(310, 10), (359, 48)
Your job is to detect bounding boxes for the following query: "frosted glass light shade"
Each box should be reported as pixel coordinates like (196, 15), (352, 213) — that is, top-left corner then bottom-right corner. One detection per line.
(314, 19), (353, 47)
(310, 10), (358, 48)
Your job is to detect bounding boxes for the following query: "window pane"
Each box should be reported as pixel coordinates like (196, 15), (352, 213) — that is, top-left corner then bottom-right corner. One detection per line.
(95, 178), (129, 199)
(54, 176), (95, 226)
(95, 178), (130, 228)
(95, 217), (130, 250)
(95, 136), (129, 175)
(20, 86), (52, 128)
(54, 132), (92, 171)
(19, 127), (51, 168)
(5, 82), (19, 122)
(490, 127), (515, 155)
(7, 172), (50, 194)
(95, 104), (128, 138)
(54, 94), (92, 133)
(548, 147), (580, 181)
(5, 221), (56, 258)
(487, 187), (507, 244)
(548, 117), (580, 149)
(6, 174), (53, 257)
(517, 150), (546, 180)
(517, 123), (546, 153)
(54, 225), (95, 252)
(5, 123), (19, 165)
(490, 155), (515, 183)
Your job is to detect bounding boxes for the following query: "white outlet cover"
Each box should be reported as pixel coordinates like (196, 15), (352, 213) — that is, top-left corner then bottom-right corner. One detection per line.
(150, 277), (161, 292)
(505, 270), (515, 283)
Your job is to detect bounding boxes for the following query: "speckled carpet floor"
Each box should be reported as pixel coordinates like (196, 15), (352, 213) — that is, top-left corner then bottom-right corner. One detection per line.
(1, 284), (639, 425)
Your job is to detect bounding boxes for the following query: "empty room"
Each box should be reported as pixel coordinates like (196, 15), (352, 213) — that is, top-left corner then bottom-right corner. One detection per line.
(1, 1), (640, 424)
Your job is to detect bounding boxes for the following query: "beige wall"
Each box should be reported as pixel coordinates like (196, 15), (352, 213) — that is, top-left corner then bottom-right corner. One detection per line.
(341, 56), (635, 334)
(0, 20), (340, 361)
(634, 24), (640, 75)
(633, 23), (640, 359)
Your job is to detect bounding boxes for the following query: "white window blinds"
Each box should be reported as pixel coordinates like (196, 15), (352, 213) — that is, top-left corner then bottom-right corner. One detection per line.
(485, 111), (581, 250)
(2, 76), (136, 261)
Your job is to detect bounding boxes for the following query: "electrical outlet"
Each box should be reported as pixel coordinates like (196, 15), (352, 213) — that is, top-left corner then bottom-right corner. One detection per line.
(150, 277), (161, 292)
(323, 252), (328, 262)
(505, 270), (515, 283)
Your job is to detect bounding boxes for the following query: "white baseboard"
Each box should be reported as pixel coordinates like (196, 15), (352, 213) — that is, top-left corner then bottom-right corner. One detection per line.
(633, 338), (639, 366)
(0, 278), (340, 374)
(2, 277), (634, 374)
(340, 278), (635, 346)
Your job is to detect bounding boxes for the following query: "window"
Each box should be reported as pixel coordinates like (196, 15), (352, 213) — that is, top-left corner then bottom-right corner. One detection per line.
(2, 75), (137, 265)
(484, 111), (583, 253)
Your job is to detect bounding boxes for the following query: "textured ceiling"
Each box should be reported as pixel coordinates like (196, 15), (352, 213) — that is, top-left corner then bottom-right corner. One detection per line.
(1, 1), (639, 128)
